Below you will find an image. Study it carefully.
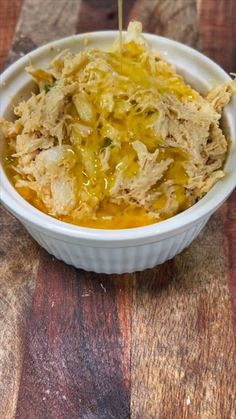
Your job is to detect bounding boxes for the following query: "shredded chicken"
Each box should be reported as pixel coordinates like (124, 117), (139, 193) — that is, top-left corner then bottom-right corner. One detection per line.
(110, 141), (173, 210)
(206, 80), (236, 113)
(1, 21), (235, 228)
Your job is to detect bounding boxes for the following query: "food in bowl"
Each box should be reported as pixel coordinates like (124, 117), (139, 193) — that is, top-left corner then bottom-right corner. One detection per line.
(1, 22), (235, 230)
(1, 28), (236, 273)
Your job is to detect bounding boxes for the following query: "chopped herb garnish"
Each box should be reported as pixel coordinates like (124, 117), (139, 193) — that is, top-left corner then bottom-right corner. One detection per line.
(43, 84), (50, 93)
(103, 137), (112, 147)
(43, 81), (56, 94)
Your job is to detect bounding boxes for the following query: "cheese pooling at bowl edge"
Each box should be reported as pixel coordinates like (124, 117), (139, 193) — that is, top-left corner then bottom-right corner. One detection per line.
(1, 22), (235, 229)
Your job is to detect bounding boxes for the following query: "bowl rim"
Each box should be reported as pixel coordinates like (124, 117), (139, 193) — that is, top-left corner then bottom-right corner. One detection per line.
(1, 30), (236, 242)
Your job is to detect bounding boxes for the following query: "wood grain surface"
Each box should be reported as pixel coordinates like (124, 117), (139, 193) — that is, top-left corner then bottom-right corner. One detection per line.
(198, 0), (236, 73)
(131, 215), (236, 419)
(0, 0), (22, 70)
(0, 208), (39, 418)
(130, 0), (199, 48)
(78, 0), (136, 33)
(16, 253), (132, 419)
(0, 0), (236, 418)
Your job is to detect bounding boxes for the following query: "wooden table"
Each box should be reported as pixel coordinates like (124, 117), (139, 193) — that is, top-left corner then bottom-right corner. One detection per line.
(0, 1), (236, 418)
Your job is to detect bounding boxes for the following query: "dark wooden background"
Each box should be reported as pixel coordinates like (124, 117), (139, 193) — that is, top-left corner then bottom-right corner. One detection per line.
(0, 1), (236, 418)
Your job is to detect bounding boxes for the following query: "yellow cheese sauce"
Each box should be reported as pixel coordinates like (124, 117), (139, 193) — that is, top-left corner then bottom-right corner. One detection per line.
(118, 0), (123, 53)
(4, 139), (192, 229)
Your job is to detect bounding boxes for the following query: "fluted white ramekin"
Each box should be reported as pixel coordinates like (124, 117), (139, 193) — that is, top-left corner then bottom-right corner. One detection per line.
(1, 32), (236, 273)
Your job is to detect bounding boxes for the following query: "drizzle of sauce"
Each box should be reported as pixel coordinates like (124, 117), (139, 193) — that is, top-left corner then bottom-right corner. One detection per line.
(118, 0), (123, 53)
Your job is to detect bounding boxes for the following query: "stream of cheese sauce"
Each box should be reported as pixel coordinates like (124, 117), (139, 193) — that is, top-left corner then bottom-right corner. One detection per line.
(118, 0), (123, 53)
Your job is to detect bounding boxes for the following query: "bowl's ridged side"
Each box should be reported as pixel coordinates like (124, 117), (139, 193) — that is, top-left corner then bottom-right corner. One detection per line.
(24, 217), (209, 274)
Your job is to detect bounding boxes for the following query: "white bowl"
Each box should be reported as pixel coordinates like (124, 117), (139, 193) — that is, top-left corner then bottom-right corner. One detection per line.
(1, 32), (236, 274)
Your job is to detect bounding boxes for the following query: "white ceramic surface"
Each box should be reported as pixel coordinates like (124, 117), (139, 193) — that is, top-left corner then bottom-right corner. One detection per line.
(1, 32), (236, 273)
